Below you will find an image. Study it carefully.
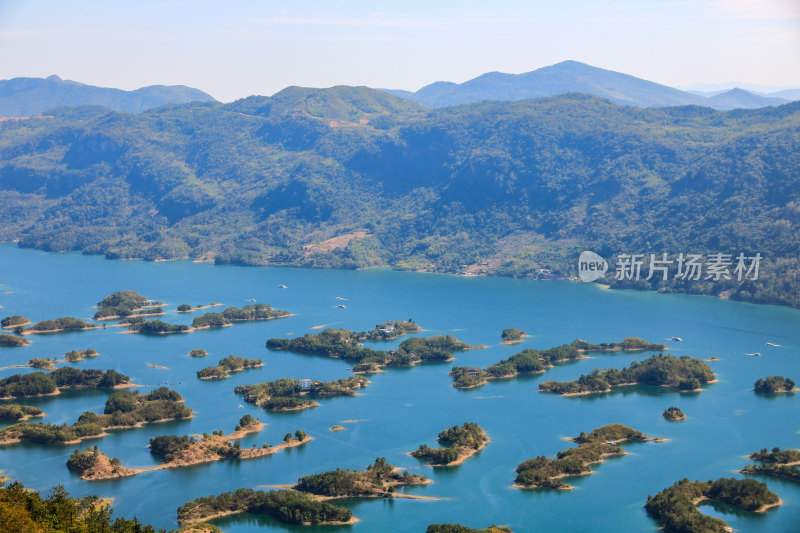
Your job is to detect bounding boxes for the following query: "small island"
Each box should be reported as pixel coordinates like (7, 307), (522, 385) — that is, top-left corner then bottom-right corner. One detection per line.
(514, 424), (662, 490)
(411, 422), (489, 466)
(267, 329), (478, 373)
(754, 376), (797, 393)
(177, 488), (354, 527)
(740, 447), (800, 483)
(235, 376), (369, 411)
(192, 303), (290, 329)
(177, 303), (221, 313)
(645, 478), (782, 532)
(0, 404), (44, 421)
(450, 344), (584, 389)
(0, 387), (191, 445)
(94, 290), (164, 320)
(0, 333), (30, 347)
(66, 416), (310, 480)
(662, 407), (686, 421)
(571, 337), (667, 352)
(24, 317), (99, 335)
(189, 348), (208, 357)
(289, 457), (431, 498)
(0, 367), (131, 400)
(1, 315), (31, 329)
(197, 355), (262, 380)
(361, 319), (421, 340)
(0, 349), (100, 372)
(124, 318), (190, 334)
(500, 328), (528, 344)
(538, 354), (715, 395)
(427, 526), (513, 533)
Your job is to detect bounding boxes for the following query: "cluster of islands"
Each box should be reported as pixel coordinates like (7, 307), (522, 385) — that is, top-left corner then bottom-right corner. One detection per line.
(0, 290), (797, 532)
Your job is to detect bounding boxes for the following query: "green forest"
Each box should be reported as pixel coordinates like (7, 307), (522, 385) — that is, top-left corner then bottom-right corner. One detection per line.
(1, 89), (797, 307)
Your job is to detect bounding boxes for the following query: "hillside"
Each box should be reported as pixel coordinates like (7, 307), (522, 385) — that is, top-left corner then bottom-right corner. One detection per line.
(0, 87), (799, 307)
(0, 75), (216, 116)
(384, 61), (796, 110)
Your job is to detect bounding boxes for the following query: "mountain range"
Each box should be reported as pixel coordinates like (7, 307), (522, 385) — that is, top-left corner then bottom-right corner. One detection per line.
(0, 75), (216, 116)
(0, 85), (798, 308)
(383, 61), (796, 110)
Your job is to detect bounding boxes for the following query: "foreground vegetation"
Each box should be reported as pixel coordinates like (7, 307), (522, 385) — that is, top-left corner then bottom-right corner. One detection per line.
(515, 424), (655, 490)
(267, 329), (475, 372)
(411, 422), (488, 466)
(0, 480), (160, 532)
(645, 478), (781, 532)
(539, 354), (715, 395)
(235, 376), (368, 411)
(177, 488), (353, 526)
(196, 355), (262, 380)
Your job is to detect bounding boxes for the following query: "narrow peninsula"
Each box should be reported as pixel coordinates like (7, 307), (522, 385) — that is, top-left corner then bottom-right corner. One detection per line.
(740, 447), (800, 483)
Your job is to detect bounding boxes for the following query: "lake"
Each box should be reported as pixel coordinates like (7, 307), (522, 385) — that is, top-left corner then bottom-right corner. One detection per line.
(0, 244), (798, 532)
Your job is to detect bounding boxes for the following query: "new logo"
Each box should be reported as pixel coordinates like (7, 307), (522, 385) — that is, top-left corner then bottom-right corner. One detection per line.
(578, 251), (608, 282)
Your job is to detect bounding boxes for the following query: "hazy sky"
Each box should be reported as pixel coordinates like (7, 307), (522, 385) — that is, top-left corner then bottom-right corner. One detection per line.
(1, 0), (799, 101)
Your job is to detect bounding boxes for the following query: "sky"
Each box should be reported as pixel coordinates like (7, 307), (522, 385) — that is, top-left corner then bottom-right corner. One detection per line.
(0, 0), (799, 102)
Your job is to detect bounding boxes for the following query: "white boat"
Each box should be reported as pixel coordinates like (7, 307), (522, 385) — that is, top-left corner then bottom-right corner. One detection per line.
(766, 342), (780, 347)
(336, 304), (346, 309)
(278, 284), (288, 289)
(745, 352), (761, 357)
(669, 337), (683, 342)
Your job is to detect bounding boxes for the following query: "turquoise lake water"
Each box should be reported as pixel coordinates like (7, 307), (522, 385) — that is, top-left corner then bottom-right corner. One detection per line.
(0, 244), (798, 532)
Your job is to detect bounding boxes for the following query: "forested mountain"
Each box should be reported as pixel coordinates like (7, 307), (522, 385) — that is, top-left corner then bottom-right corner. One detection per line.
(0, 86), (798, 307)
(0, 75), (216, 116)
(384, 61), (797, 110)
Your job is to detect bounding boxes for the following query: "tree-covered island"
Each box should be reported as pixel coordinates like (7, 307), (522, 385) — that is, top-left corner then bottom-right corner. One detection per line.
(189, 348), (208, 357)
(1, 315), (31, 329)
(66, 415), (309, 480)
(571, 337), (667, 352)
(291, 457), (431, 498)
(0, 333), (31, 347)
(177, 488), (354, 527)
(740, 447), (800, 483)
(235, 376), (369, 411)
(267, 329), (478, 373)
(645, 478), (782, 532)
(450, 344), (583, 389)
(411, 422), (489, 466)
(662, 407), (686, 421)
(361, 319), (421, 340)
(24, 317), (99, 334)
(192, 303), (290, 329)
(177, 303), (222, 313)
(500, 329), (527, 344)
(0, 367), (131, 399)
(0, 404), (44, 421)
(538, 354), (715, 396)
(197, 355), (262, 380)
(753, 376), (797, 393)
(0, 387), (191, 445)
(124, 318), (191, 334)
(93, 290), (164, 320)
(514, 424), (661, 490)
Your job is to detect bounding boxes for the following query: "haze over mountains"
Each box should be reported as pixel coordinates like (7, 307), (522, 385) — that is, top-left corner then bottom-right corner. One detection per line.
(382, 61), (797, 110)
(0, 75), (216, 116)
